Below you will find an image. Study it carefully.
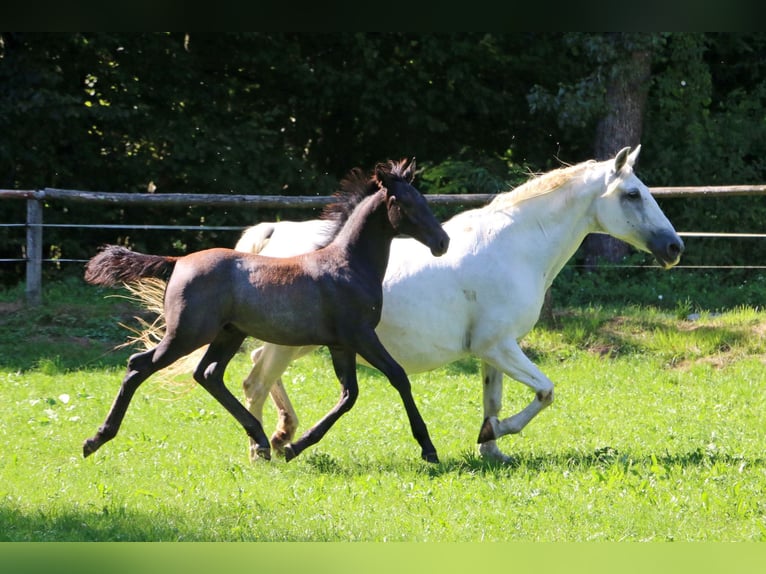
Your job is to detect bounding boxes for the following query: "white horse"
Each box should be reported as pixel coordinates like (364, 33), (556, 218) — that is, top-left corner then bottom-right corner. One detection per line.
(234, 146), (685, 462)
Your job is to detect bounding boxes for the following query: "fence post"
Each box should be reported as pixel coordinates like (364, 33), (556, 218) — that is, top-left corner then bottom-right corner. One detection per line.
(25, 198), (43, 306)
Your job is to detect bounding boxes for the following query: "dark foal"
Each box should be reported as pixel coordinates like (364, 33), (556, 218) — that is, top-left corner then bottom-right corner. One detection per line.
(83, 159), (449, 463)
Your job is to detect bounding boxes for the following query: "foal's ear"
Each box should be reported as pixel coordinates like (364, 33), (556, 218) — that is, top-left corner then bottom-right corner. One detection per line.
(375, 165), (391, 187)
(403, 158), (416, 183)
(386, 193), (402, 216)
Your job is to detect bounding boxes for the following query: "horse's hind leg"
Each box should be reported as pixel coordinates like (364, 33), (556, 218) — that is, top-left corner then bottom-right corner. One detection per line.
(83, 344), (181, 457)
(194, 327), (272, 460)
(268, 379), (297, 452)
(242, 343), (309, 460)
(284, 347), (359, 462)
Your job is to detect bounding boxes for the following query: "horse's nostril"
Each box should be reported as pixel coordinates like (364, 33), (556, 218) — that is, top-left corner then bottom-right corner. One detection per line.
(668, 242), (682, 257)
(431, 236), (449, 257)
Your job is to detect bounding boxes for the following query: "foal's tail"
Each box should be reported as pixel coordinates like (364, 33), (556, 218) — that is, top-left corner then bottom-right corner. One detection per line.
(84, 245), (178, 287)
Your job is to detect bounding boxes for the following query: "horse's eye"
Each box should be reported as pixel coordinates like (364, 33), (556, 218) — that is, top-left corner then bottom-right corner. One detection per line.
(624, 188), (641, 201)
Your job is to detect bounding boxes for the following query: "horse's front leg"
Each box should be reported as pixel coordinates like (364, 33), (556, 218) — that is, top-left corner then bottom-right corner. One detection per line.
(477, 339), (554, 445)
(284, 347), (359, 462)
(355, 331), (438, 464)
(477, 362), (513, 463)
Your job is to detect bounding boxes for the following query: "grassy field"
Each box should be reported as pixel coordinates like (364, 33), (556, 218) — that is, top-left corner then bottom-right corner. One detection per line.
(1, 279), (765, 542)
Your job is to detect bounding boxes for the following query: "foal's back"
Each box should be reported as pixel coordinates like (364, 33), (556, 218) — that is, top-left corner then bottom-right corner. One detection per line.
(164, 247), (376, 348)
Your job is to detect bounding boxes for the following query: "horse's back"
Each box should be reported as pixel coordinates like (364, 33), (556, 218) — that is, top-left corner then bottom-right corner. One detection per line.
(235, 223), (277, 253)
(237, 220), (333, 257)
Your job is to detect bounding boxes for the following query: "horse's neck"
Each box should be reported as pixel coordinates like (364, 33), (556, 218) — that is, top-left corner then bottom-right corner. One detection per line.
(331, 191), (393, 280)
(495, 174), (604, 286)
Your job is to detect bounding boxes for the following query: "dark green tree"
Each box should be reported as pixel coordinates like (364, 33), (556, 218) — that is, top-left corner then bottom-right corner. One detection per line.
(4, 33), (766, 288)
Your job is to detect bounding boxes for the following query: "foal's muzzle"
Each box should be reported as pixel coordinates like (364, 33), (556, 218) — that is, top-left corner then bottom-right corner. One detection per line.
(429, 232), (450, 257)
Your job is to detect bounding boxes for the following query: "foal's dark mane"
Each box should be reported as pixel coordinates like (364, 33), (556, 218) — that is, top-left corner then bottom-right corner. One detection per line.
(316, 159), (412, 248)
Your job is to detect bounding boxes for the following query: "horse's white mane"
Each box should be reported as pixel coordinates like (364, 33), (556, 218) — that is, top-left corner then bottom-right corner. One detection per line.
(487, 159), (598, 212)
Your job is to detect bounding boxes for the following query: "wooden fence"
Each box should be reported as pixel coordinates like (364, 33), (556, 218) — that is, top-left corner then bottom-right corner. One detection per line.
(3, 185), (766, 305)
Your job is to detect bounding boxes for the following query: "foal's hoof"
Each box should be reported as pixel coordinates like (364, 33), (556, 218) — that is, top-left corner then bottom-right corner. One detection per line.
(249, 439), (274, 462)
(82, 438), (99, 458)
(477, 417), (497, 443)
(255, 446), (271, 462)
(284, 444), (297, 462)
(422, 451), (440, 464)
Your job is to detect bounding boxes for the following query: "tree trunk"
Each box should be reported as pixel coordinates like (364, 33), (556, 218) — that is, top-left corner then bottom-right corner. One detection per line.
(583, 47), (653, 268)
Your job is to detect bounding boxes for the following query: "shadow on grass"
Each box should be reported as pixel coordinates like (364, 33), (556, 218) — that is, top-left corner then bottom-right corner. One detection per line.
(452, 446), (765, 476)
(298, 445), (765, 480)
(0, 287), (140, 372)
(525, 307), (757, 363)
(0, 343), (133, 374)
(0, 504), (187, 542)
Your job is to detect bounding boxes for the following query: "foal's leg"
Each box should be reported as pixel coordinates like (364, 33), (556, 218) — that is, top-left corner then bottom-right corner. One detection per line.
(194, 327), (272, 460)
(283, 347), (359, 462)
(477, 339), (554, 444)
(477, 362), (513, 463)
(83, 341), (189, 457)
(355, 330), (438, 464)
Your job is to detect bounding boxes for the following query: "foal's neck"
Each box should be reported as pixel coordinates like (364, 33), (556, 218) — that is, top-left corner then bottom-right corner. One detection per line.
(331, 190), (394, 281)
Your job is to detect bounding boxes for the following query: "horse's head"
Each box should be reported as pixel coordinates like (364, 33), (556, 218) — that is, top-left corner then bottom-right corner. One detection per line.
(594, 146), (684, 269)
(376, 158), (450, 257)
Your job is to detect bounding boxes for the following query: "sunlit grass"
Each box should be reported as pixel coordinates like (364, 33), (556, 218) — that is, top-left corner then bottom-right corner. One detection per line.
(1, 286), (765, 541)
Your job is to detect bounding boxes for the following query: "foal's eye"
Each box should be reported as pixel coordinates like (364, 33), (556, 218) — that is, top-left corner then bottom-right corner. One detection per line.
(394, 197), (411, 211)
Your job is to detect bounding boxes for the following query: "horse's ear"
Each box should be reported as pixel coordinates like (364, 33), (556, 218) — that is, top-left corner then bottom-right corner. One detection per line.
(614, 146), (632, 172)
(627, 144), (641, 167)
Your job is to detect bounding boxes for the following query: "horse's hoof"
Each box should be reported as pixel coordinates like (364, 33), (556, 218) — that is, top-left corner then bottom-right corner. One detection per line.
(270, 432), (290, 455)
(284, 444), (297, 462)
(477, 417), (497, 443)
(422, 451), (439, 464)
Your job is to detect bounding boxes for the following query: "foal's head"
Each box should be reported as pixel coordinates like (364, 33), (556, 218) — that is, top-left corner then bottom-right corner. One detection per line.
(374, 158), (449, 256)
(322, 158), (449, 257)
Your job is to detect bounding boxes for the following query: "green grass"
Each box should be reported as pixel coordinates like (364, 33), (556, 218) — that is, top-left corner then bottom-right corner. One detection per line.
(1, 280), (765, 541)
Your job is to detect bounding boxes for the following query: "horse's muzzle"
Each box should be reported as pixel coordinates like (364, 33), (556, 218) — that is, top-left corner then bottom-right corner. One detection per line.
(649, 230), (684, 269)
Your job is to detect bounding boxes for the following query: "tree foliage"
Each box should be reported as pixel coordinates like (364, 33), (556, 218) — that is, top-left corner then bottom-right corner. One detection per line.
(2, 33), (766, 284)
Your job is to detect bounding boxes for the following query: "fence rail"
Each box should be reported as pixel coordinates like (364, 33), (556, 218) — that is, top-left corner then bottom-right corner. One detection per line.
(3, 185), (766, 305)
